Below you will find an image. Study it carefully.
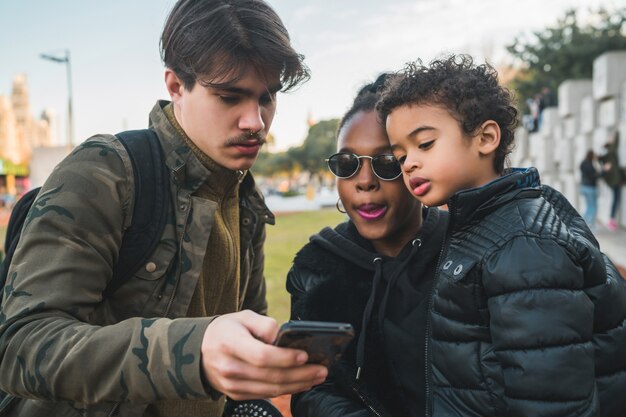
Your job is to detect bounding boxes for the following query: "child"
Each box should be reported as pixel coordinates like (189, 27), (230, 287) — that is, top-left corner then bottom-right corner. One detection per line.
(377, 55), (626, 417)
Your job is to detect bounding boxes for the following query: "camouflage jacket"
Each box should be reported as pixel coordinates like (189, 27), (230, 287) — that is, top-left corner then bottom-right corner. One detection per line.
(0, 101), (275, 417)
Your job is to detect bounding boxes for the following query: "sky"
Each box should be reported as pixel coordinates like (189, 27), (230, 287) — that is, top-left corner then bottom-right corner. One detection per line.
(0, 0), (623, 151)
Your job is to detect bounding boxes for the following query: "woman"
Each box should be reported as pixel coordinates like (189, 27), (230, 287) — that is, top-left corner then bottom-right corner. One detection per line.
(286, 75), (447, 416)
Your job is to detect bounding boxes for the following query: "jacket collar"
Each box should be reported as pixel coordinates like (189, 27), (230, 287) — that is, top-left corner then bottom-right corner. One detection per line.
(148, 100), (274, 223)
(448, 167), (542, 224)
(240, 173), (275, 225)
(149, 100), (212, 192)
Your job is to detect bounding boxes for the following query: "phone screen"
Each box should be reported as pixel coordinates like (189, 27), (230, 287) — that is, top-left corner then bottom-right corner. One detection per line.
(274, 321), (355, 366)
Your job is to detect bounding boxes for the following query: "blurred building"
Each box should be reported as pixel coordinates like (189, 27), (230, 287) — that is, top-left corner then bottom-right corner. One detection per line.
(0, 74), (53, 201)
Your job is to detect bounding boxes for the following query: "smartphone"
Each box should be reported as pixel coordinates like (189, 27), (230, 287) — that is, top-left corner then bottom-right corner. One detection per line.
(274, 320), (355, 366)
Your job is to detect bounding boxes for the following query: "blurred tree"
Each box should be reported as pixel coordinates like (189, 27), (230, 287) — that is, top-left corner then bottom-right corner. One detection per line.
(506, 6), (626, 110)
(295, 119), (339, 180)
(251, 150), (277, 177)
(251, 119), (339, 181)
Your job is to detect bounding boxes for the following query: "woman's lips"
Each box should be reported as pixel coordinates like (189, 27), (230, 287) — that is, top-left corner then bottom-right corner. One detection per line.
(356, 203), (387, 220)
(409, 177), (430, 197)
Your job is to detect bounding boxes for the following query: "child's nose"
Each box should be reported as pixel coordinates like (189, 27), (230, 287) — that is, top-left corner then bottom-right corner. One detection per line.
(402, 155), (421, 173)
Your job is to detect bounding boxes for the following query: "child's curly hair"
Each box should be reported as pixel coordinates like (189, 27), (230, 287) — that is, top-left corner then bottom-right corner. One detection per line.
(377, 54), (519, 174)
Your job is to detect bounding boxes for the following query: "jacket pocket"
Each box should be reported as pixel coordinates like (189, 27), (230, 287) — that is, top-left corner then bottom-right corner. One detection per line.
(132, 239), (177, 281)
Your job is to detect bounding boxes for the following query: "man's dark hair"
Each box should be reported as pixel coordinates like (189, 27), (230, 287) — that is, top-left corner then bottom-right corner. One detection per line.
(160, 0), (309, 91)
(338, 73), (391, 134)
(377, 55), (519, 174)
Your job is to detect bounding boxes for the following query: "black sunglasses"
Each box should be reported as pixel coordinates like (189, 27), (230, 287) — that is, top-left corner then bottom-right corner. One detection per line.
(325, 152), (402, 181)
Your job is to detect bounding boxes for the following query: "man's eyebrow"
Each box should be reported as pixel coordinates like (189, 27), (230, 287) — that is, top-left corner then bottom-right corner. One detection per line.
(215, 83), (283, 96)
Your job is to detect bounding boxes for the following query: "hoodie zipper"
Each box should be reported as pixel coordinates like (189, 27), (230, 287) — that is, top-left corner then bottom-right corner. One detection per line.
(352, 387), (383, 417)
(425, 204), (454, 417)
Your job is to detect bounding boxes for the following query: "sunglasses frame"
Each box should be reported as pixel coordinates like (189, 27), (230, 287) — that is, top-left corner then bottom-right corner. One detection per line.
(325, 152), (402, 181)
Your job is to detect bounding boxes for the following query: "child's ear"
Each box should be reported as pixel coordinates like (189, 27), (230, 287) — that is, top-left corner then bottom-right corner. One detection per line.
(477, 120), (500, 156)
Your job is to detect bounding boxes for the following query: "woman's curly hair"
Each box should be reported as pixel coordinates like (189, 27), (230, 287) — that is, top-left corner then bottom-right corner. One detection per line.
(377, 54), (519, 174)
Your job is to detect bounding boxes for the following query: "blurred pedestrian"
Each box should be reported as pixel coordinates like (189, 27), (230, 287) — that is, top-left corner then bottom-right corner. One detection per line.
(537, 86), (556, 131)
(599, 130), (623, 231)
(579, 149), (602, 230)
(528, 94), (541, 132)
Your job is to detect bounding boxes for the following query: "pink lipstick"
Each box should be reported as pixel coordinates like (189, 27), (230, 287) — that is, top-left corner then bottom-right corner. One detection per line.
(356, 203), (387, 221)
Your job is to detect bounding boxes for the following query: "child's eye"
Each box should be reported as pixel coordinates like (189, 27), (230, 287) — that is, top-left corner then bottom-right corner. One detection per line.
(418, 140), (434, 150)
(397, 155), (407, 165)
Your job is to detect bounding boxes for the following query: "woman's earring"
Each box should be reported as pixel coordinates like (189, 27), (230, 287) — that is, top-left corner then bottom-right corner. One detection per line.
(336, 198), (347, 214)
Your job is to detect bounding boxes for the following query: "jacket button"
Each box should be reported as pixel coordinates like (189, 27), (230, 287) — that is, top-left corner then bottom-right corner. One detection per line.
(179, 204), (187, 211)
(453, 264), (463, 275)
(242, 218), (251, 226)
(145, 262), (157, 273)
(443, 260), (453, 270)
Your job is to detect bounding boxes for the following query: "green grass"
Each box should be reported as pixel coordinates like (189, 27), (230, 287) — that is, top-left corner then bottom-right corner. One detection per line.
(264, 209), (346, 323)
(0, 209), (346, 324)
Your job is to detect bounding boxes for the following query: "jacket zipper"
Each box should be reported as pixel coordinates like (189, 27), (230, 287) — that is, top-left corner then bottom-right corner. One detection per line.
(110, 175), (242, 416)
(425, 205), (454, 417)
(352, 387), (383, 417)
(108, 193), (192, 417)
(165, 194), (192, 316)
(107, 402), (120, 416)
(221, 176), (241, 290)
(120, 195), (189, 415)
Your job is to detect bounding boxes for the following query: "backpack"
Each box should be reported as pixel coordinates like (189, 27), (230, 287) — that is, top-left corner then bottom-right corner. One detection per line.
(0, 129), (170, 296)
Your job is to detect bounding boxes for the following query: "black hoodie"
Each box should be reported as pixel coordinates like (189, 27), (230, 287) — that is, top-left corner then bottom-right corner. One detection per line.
(287, 207), (448, 417)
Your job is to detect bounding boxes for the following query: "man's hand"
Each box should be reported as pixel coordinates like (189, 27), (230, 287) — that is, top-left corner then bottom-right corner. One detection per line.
(201, 310), (328, 400)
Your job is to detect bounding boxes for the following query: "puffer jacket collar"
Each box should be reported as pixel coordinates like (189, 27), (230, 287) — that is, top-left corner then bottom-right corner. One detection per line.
(448, 167), (542, 224)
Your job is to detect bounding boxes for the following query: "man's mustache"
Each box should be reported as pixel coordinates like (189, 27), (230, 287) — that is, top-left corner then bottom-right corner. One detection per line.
(226, 133), (267, 146)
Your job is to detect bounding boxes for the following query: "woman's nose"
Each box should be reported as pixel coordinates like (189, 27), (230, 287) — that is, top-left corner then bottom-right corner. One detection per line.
(355, 159), (379, 191)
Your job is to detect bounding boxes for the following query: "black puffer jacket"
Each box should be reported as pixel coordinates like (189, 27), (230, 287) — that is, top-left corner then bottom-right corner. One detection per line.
(429, 167), (626, 417)
(287, 208), (447, 417)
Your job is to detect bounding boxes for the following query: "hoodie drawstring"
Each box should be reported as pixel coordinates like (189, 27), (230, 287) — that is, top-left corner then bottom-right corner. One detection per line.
(378, 238), (422, 333)
(356, 257), (382, 380)
(355, 238), (423, 381)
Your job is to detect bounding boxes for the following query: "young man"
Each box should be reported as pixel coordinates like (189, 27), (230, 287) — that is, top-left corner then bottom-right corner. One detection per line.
(378, 54), (626, 417)
(0, 1), (327, 416)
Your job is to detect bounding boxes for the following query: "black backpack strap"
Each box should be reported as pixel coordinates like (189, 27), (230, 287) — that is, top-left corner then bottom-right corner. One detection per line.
(105, 129), (170, 296)
(0, 187), (41, 290)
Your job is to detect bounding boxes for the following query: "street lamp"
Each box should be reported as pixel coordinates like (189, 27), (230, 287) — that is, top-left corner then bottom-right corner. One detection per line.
(40, 49), (74, 149)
